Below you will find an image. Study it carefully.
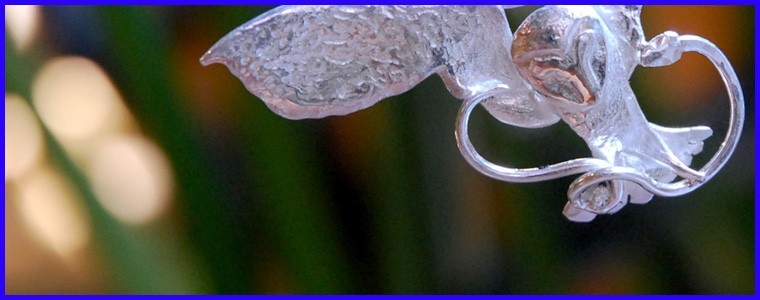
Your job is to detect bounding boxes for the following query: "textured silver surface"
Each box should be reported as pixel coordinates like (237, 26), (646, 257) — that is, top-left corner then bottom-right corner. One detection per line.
(202, 5), (744, 222)
(508, 5), (741, 221)
(201, 5), (558, 127)
(511, 6), (711, 217)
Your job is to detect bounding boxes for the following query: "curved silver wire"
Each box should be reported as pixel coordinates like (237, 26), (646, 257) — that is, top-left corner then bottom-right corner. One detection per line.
(455, 34), (743, 207)
(677, 35), (745, 185)
(455, 86), (614, 183)
(567, 34), (745, 200)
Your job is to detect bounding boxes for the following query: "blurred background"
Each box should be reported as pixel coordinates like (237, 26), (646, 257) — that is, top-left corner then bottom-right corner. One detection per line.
(4, 5), (754, 294)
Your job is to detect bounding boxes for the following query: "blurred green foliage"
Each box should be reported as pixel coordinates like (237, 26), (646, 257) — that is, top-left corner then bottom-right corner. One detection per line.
(5, 6), (754, 294)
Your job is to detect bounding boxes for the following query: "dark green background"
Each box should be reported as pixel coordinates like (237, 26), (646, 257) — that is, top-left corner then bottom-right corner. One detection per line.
(5, 6), (754, 294)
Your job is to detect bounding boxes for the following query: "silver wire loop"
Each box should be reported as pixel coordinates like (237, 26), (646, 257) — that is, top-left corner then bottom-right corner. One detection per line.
(675, 35), (745, 187)
(203, 5), (745, 222)
(456, 34), (744, 217)
(567, 34), (745, 203)
(455, 87), (614, 184)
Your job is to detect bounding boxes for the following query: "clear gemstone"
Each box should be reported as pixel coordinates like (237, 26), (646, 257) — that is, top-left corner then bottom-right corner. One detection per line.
(578, 182), (611, 212)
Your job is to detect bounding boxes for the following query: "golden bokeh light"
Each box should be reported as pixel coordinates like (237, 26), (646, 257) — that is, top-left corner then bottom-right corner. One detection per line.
(87, 135), (174, 225)
(31, 56), (132, 145)
(5, 5), (40, 51)
(16, 166), (92, 258)
(29, 55), (175, 226)
(5, 93), (44, 180)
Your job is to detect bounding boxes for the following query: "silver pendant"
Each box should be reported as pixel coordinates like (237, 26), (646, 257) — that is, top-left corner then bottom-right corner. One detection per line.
(200, 5), (744, 222)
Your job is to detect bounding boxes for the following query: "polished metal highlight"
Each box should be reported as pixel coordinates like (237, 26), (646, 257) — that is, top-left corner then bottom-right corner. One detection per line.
(201, 5), (744, 222)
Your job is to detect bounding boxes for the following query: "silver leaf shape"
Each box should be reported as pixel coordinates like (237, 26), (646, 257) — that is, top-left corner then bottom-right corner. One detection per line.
(201, 5), (559, 127)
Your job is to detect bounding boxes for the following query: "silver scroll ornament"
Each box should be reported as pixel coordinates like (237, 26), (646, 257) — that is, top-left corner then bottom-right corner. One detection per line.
(200, 5), (744, 222)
